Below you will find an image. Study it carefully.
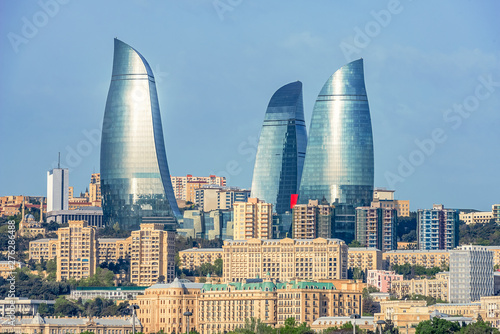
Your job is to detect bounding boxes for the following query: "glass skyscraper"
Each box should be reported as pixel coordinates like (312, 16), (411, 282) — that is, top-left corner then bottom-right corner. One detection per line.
(100, 39), (180, 231)
(299, 59), (374, 207)
(250, 81), (307, 214)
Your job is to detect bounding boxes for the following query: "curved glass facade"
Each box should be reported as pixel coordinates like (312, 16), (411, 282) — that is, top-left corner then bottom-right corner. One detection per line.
(299, 59), (374, 207)
(250, 81), (307, 214)
(100, 39), (180, 231)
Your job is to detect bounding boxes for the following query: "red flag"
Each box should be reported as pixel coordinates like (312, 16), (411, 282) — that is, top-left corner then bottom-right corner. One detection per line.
(290, 194), (298, 209)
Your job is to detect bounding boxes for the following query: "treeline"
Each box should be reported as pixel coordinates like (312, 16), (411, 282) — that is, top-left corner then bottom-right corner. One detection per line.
(459, 221), (500, 246)
(391, 264), (447, 279)
(38, 297), (131, 317)
(176, 258), (223, 277)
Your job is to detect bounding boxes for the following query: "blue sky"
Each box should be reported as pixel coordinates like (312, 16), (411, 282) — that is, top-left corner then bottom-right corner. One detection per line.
(0, 0), (499, 211)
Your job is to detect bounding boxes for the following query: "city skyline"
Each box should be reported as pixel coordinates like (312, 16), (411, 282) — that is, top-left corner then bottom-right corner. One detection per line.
(1, 1), (499, 212)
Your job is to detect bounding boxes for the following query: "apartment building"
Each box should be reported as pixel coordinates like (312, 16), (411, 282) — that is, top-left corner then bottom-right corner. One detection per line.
(292, 200), (334, 239)
(383, 249), (450, 269)
(449, 245), (494, 303)
(56, 220), (97, 281)
(367, 270), (403, 293)
(222, 238), (348, 282)
(194, 186), (250, 212)
(417, 204), (459, 250)
(97, 237), (132, 263)
(492, 204), (500, 224)
(390, 272), (449, 301)
(347, 247), (383, 271)
(178, 248), (223, 272)
(232, 198), (272, 240)
(29, 238), (58, 261)
(130, 223), (176, 286)
(88, 173), (101, 207)
(355, 207), (397, 252)
(171, 174), (226, 201)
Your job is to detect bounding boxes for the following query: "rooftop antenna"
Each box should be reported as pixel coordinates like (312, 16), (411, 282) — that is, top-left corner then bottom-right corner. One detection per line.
(58, 152), (61, 169)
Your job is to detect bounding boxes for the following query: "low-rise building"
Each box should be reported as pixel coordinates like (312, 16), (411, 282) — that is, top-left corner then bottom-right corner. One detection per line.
(0, 261), (24, 279)
(28, 238), (58, 261)
(311, 317), (375, 332)
(0, 297), (55, 317)
(347, 247), (383, 271)
(390, 272), (449, 301)
(479, 296), (500, 329)
(69, 286), (147, 301)
(383, 250), (450, 269)
(178, 248), (223, 272)
(0, 314), (142, 334)
(428, 302), (480, 318)
(459, 211), (493, 224)
(367, 270), (403, 293)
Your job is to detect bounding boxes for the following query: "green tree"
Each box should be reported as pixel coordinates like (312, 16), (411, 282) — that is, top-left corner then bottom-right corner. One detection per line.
(348, 240), (364, 248)
(415, 318), (460, 334)
(54, 296), (82, 316)
(214, 258), (223, 276)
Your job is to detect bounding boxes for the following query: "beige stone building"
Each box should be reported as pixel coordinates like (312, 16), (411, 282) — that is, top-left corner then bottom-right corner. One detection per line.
(484, 246), (500, 267)
(292, 200), (334, 239)
(375, 300), (430, 329)
(56, 220), (97, 281)
(171, 174), (226, 201)
(390, 272), (449, 301)
(459, 211), (493, 224)
(395, 200), (410, 217)
(0, 261), (24, 279)
(222, 238), (348, 282)
(428, 302), (480, 317)
(89, 172), (101, 207)
(383, 249), (450, 269)
(133, 277), (362, 334)
(0, 314), (141, 334)
(347, 247), (383, 271)
(134, 278), (204, 334)
(97, 237), (132, 263)
(28, 238), (58, 261)
(130, 223), (176, 286)
(479, 296), (500, 329)
(178, 248), (223, 271)
(232, 198), (272, 240)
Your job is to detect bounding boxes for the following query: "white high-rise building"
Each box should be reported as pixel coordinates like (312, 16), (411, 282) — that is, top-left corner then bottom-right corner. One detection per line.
(47, 168), (69, 212)
(449, 245), (494, 303)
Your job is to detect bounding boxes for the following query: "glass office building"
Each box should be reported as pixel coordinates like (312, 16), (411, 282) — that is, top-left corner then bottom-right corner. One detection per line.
(250, 81), (307, 214)
(100, 39), (180, 231)
(299, 59), (374, 207)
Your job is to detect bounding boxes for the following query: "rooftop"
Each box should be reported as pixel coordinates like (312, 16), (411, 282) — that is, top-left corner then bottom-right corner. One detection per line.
(179, 247), (224, 253)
